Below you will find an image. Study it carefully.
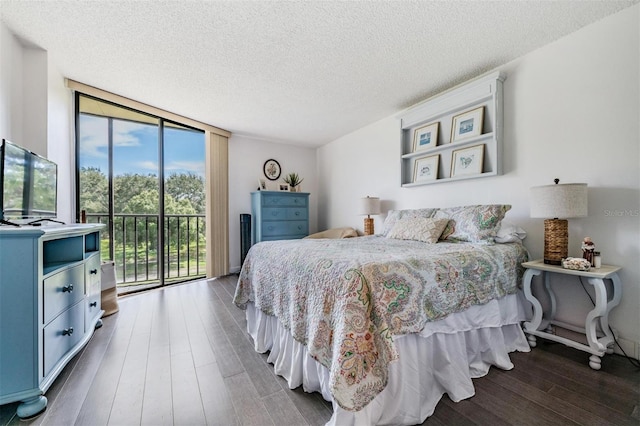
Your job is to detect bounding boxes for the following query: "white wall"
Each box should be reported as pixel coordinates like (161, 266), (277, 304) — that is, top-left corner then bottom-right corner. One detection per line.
(0, 21), (24, 146)
(318, 5), (640, 355)
(228, 134), (318, 272)
(0, 21), (74, 223)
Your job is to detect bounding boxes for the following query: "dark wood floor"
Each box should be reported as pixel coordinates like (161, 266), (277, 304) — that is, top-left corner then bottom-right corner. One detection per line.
(1, 275), (638, 426)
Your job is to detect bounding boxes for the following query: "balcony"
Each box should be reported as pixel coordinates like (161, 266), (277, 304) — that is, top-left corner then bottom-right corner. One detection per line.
(87, 213), (206, 293)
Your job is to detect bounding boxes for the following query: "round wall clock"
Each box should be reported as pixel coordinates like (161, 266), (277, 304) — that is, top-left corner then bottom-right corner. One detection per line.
(263, 159), (281, 181)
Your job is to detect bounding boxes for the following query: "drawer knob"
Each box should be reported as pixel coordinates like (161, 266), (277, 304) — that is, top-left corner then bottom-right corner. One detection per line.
(295, 211), (300, 216)
(62, 327), (74, 336)
(62, 284), (74, 293)
(90, 269), (98, 275)
(90, 301), (97, 307)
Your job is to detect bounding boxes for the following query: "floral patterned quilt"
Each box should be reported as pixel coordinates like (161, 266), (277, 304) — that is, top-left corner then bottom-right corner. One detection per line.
(234, 236), (528, 412)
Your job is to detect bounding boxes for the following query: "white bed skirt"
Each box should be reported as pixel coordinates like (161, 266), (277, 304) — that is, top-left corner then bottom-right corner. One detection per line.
(246, 292), (531, 426)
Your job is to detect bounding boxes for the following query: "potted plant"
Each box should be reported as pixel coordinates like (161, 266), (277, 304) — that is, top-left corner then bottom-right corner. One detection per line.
(283, 172), (304, 192)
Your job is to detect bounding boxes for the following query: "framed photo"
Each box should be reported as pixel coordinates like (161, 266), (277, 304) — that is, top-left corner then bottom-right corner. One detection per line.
(258, 179), (267, 190)
(413, 154), (439, 182)
(451, 106), (484, 142)
(451, 144), (484, 178)
(263, 159), (281, 180)
(278, 183), (290, 191)
(413, 122), (439, 152)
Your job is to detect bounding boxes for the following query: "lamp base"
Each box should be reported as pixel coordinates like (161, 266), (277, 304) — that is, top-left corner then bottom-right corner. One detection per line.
(543, 218), (568, 265)
(364, 217), (374, 236)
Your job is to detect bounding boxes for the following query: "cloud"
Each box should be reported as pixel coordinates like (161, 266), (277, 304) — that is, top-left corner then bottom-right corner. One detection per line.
(165, 160), (205, 176)
(79, 115), (108, 158)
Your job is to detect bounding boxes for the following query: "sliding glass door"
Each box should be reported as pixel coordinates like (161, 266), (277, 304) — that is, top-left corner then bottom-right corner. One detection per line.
(76, 94), (206, 293)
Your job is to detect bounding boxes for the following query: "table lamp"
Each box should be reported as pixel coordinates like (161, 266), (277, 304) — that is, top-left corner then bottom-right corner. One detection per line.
(360, 196), (381, 236)
(530, 179), (588, 265)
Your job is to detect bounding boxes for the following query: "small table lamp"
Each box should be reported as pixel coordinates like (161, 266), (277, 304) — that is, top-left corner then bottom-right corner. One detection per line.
(530, 179), (588, 265)
(360, 196), (381, 236)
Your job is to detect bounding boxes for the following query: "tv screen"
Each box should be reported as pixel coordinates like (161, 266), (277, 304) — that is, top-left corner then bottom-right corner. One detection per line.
(0, 139), (57, 221)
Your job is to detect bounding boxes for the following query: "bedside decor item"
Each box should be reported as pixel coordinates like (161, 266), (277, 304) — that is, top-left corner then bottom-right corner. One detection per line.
(278, 183), (290, 191)
(413, 154), (439, 182)
(561, 257), (591, 271)
(450, 144), (484, 177)
(581, 236), (595, 266)
(530, 179), (588, 265)
(413, 122), (439, 151)
(359, 196), (381, 236)
(258, 179), (267, 191)
(283, 172), (304, 192)
(451, 106), (484, 142)
(263, 159), (281, 181)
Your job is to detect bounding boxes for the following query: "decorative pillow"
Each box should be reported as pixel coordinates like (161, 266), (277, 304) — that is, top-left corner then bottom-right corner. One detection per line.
(494, 221), (527, 243)
(386, 217), (450, 243)
(380, 208), (438, 236)
(434, 204), (511, 243)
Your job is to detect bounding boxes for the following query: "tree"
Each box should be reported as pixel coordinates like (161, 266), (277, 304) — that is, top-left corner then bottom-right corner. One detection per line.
(113, 174), (158, 213)
(165, 173), (205, 214)
(79, 167), (108, 213)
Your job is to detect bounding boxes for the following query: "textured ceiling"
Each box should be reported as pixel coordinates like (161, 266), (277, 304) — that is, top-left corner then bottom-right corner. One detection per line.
(1, 1), (637, 147)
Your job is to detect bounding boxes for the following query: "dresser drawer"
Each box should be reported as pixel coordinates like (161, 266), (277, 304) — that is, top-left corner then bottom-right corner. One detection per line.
(262, 207), (308, 221)
(261, 194), (307, 207)
(85, 255), (102, 331)
(43, 300), (84, 377)
(262, 221), (308, 237)
(43, 264), (85, 325)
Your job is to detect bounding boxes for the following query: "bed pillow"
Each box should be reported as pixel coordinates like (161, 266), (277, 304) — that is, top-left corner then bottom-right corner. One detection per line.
(380, 208), (438, 236)
(434, 204), (511, 243)
(386, 217), (450, 243)
(494, 221), (527, 243)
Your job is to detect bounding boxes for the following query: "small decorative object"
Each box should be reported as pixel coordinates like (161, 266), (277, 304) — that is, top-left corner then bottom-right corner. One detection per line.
(581, 237), (595, 266)
(593, 251), (602, 268)
(278, 183), (290, 191)
(450, 144), (484, 177)
(258, 179), (267, 191)
(413, 154), (439, 182)
(283, 172), (304, 192)
(530, 179), (588, 265)
(413, 122), (439, 152)
(359, 196), (381, 236)
(263, 159), (281, 181)
(451, 106), (484, 142)
(562, 257), (591, 271)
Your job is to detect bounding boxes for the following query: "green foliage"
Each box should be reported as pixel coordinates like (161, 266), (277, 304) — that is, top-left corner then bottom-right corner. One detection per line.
(165, 173), (205, 214)
(79, 167), (108, 213)
(283, 172), (304, 187)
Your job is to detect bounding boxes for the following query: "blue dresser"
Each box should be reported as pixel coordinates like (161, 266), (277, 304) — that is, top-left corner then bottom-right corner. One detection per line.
(251, 191), (309, 244)
(0, 224), (105, 419)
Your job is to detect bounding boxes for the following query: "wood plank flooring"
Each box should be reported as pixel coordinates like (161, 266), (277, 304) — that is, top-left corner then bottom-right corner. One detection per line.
(1, 275), (638, 425)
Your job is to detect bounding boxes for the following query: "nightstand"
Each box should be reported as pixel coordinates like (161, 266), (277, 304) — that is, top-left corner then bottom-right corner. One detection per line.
(521, 259), (622, 370)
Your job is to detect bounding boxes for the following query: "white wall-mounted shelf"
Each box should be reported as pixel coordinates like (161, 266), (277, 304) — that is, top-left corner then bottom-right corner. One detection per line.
(398, 72), (505, 187)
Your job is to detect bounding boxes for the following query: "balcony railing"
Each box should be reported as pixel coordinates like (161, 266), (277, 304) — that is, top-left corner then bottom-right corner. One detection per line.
(86, 213), (206, 290)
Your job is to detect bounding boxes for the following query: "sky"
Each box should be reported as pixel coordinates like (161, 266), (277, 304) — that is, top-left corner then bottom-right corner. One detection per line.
(79, 114), (205, 177)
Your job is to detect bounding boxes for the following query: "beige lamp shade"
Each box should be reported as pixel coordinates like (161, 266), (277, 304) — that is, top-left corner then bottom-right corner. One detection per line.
(530, 183), (588, 218)
(359, 196), (381, 216)
(530, 181), (587, 265)
(359, 196), (381, 236)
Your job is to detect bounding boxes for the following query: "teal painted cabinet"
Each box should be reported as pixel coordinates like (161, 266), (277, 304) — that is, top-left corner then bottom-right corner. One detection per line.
(251, 191), (309, 244)
(0, 224), (105, 418)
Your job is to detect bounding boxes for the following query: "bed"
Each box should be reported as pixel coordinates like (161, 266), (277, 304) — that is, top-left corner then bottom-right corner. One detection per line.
(234, 205), (531, 425)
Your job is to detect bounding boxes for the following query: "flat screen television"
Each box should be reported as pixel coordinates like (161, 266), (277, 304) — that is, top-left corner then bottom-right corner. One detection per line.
(0, 139), (58, 225)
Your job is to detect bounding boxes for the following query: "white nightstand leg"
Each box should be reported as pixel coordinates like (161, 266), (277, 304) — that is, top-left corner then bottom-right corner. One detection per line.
(585, 278), (608, 357)
(522, 268), (543, 336)
(543, 271), (557, 329)
(596, 273), (622, 354)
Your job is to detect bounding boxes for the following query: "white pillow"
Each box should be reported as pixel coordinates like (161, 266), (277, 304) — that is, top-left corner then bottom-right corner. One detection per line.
(386, 217), (450, 244)
(494, 221), (527, 243)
